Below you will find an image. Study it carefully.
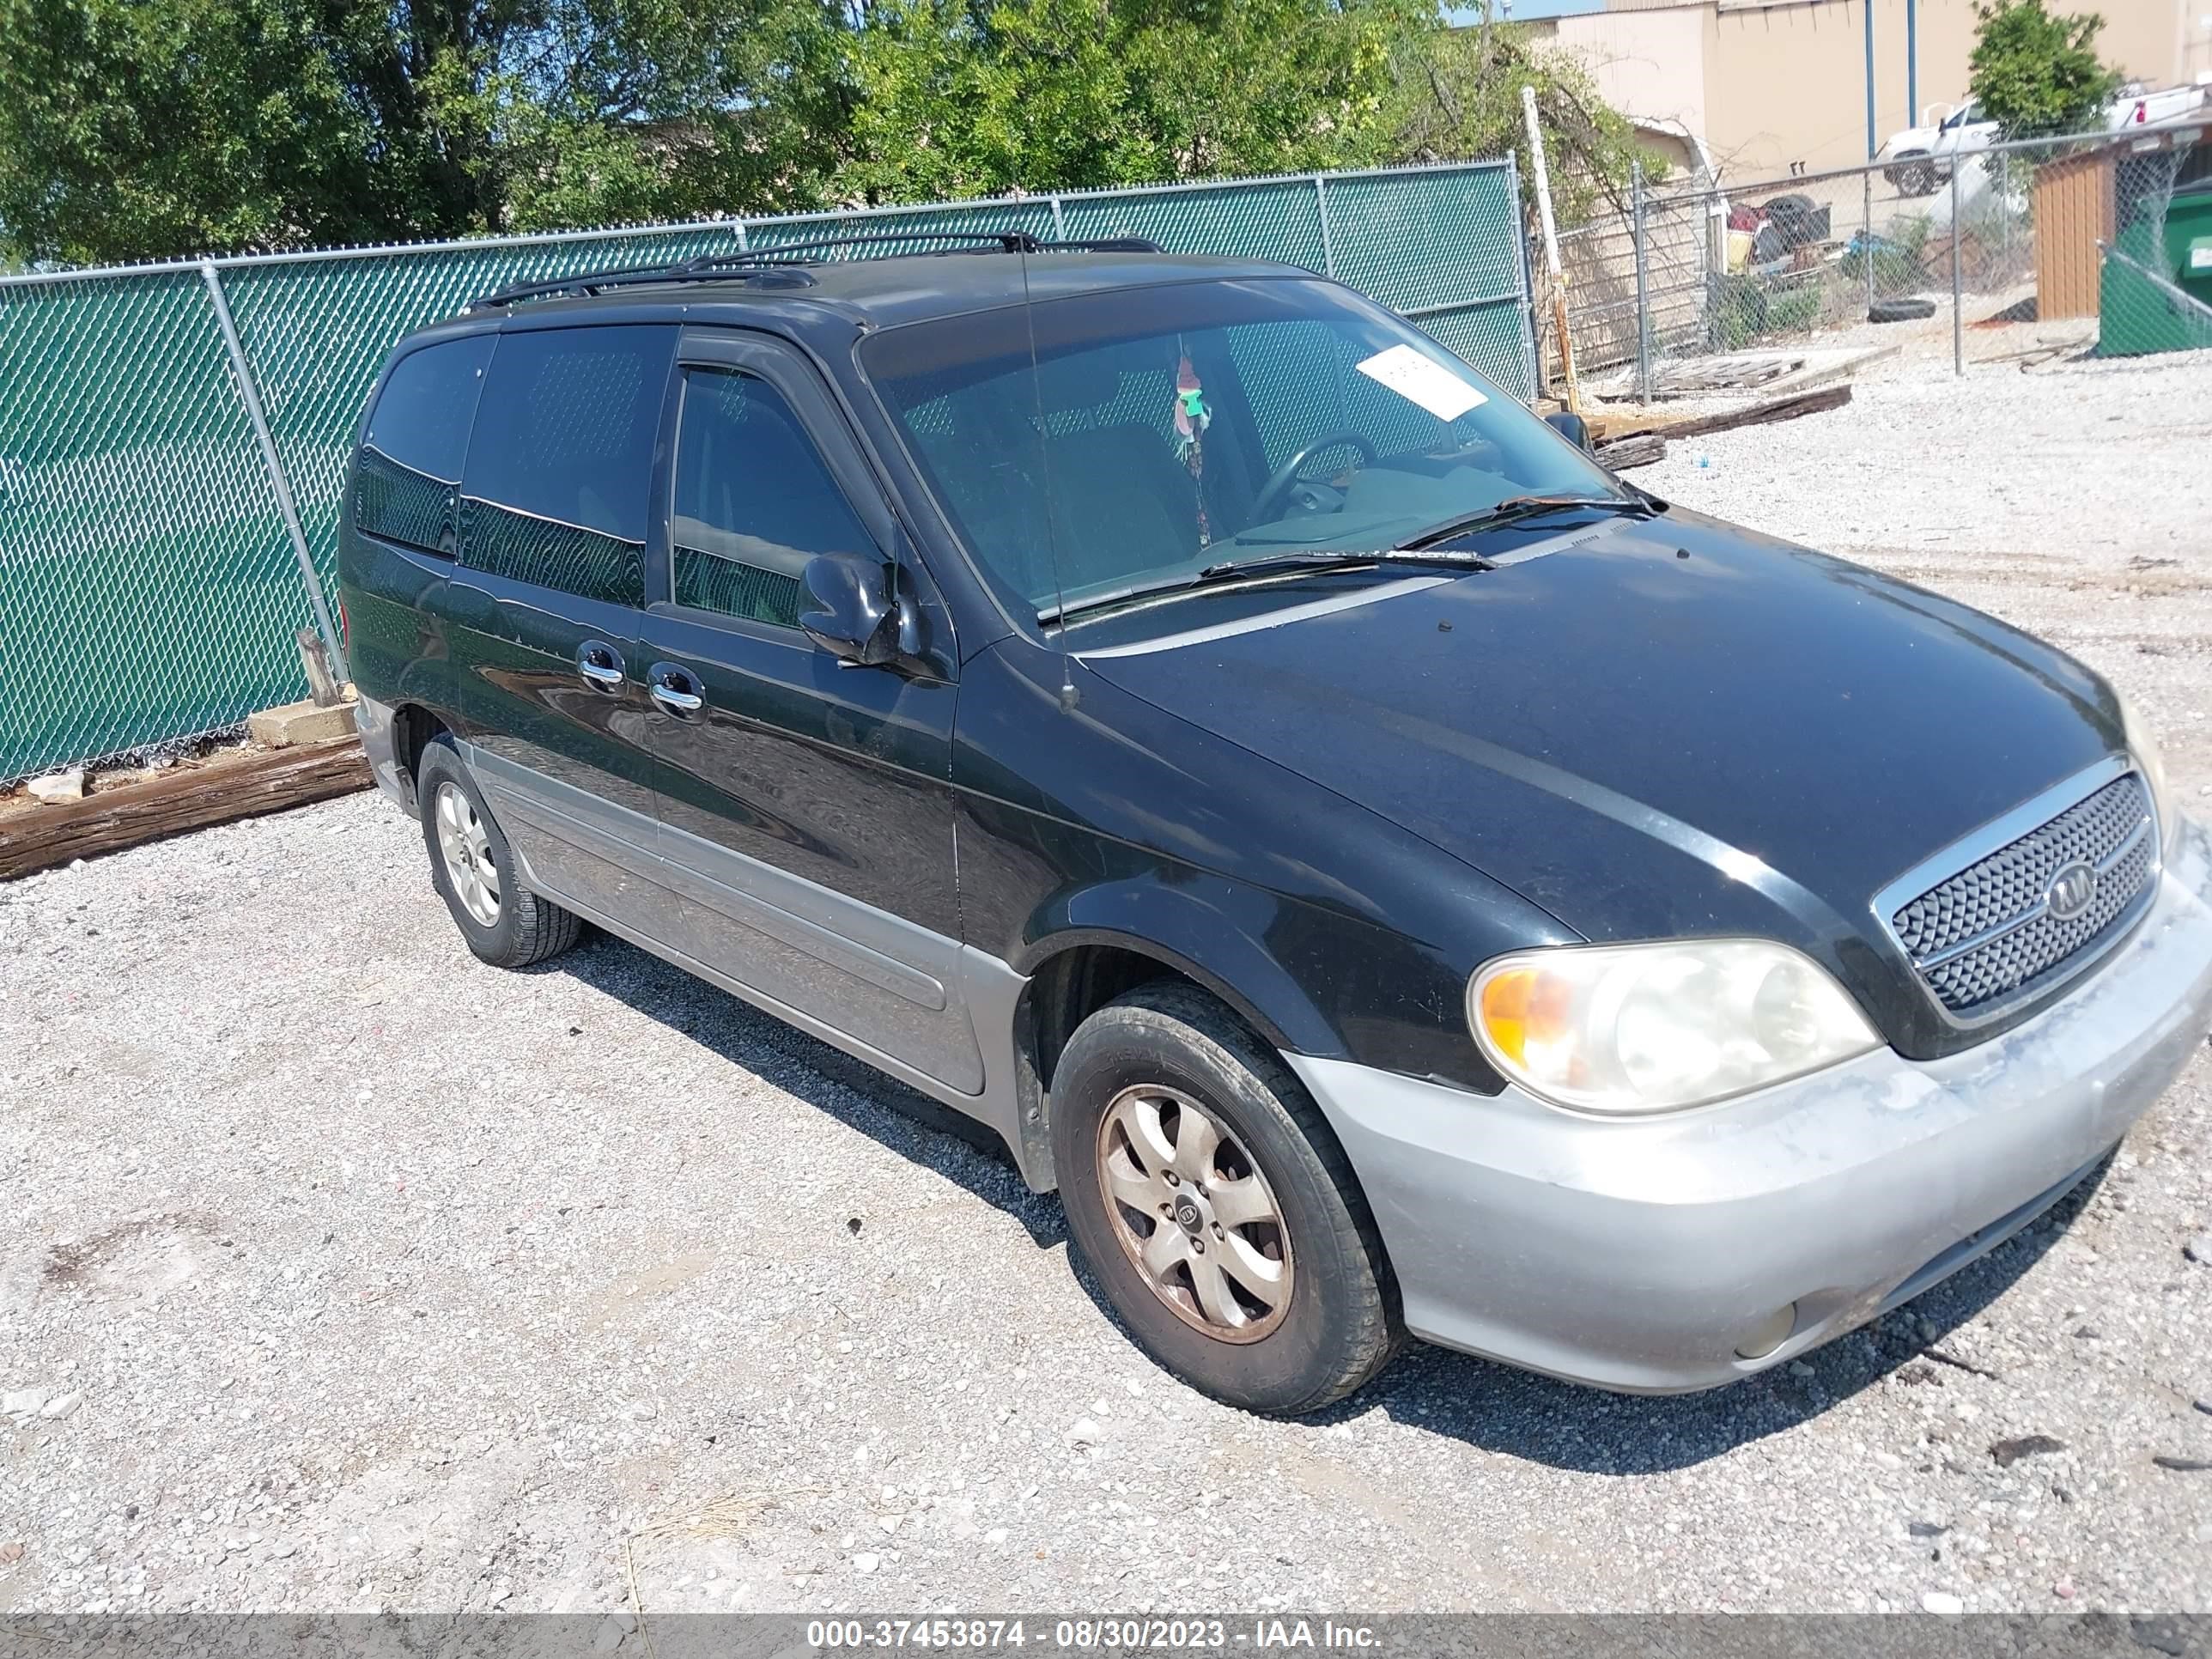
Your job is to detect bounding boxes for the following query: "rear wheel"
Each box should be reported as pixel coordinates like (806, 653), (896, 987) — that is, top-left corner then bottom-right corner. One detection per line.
(416, 738), (582, 969)
(1051, 981), (1401, 1414)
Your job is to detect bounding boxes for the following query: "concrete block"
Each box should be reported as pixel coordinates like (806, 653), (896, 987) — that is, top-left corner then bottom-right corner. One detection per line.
(247, 697), (356, 748)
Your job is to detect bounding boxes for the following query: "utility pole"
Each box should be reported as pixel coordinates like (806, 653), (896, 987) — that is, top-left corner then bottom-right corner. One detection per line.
(1906, 0), (1918, 124)
(1864, 0), (1879, 160)
(1522, 85), (1582, 416)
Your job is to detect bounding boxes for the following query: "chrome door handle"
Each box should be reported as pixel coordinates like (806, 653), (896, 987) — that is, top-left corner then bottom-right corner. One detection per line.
(648, 664), (703, 714)
(577, 641), (626, 688)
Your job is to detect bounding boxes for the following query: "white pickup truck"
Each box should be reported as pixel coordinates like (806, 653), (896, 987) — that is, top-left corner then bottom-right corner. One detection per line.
(1878, 100), (1996, 193)
(2107, 80), (2212, 130)
(1879, 81), (2209, 195)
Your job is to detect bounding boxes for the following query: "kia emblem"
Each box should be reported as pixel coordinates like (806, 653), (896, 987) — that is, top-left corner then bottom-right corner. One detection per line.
(2047, 861), (2098, 921)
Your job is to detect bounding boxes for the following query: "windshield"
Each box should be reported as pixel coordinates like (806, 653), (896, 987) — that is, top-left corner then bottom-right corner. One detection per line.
(860, 276), (1623, 625)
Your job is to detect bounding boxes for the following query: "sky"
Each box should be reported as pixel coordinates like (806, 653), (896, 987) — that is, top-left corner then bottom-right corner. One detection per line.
(1441, 0), (1605, 22)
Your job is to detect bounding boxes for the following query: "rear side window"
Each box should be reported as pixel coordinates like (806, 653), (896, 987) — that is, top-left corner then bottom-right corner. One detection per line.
(355, 335), (493, 553)
(671, 368), (877, 629)
(459, 325), (672, 606)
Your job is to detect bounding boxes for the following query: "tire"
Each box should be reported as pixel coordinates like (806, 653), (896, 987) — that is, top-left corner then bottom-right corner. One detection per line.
(1888, 155), (1936, 196)
(416, 737), (582, 969)
(1760, 192), (1818, 248)
(1869, 297), (1937, 323)
(1050, 981), (1401, 1415)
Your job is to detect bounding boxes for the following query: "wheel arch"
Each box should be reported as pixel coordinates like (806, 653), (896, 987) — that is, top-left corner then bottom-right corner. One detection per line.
(387, 702), (449, 811)
(1018, 932), (1279, 1080)
(1000, 897), (1348, 1194)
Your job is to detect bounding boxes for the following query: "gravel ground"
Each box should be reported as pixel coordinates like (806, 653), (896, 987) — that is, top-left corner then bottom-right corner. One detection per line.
(6, 338), (2212, 1620)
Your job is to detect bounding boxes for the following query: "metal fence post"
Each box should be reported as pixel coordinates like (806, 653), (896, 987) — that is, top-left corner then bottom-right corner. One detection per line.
(1507, 152), (1541, 406)
(1632, 161), (1652, 405)
(1050, 195), (1068, 241)
(199, 260), (346, 684)
(1314, 174), (1336, 277)
(1863, 170), (1875, 318)
(1950, 161), (1965, 375)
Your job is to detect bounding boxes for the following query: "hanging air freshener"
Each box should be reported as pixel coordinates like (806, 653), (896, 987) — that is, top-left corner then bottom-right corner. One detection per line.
(1172, 349), (1211, 543)
(1172, 353), (1211, 460)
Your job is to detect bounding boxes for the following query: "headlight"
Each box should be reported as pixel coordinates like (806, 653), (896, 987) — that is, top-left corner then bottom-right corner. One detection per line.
(2117, 690), (2175, 853)
(1469, 939), (1881, 1115)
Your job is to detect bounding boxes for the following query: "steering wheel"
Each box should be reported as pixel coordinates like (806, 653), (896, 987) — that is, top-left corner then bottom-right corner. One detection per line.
(1249, 431), (1378, 525)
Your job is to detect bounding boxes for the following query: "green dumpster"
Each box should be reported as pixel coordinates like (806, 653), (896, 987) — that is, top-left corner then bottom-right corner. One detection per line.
(2100, 178), (2212, 357)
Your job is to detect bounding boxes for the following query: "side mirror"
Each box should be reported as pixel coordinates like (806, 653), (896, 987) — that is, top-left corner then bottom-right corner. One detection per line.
(1545, 410), (1594, 451)
(799, 551), (902, 666)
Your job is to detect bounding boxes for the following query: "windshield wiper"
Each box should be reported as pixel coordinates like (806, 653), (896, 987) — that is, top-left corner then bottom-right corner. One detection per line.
(1399, 492), (1658, 550)
(1038, 549), (1493, 624)
(1196, 549), (1494, 580)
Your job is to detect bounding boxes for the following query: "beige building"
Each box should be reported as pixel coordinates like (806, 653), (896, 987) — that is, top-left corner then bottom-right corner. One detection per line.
(1526, 0), (2203, 180)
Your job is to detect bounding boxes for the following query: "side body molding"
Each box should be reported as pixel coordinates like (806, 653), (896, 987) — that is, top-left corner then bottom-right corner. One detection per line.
(461, 740), (1041, 1181)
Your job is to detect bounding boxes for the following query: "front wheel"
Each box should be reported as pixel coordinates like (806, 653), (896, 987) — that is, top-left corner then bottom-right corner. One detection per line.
(1051, 982), (1401, 1414)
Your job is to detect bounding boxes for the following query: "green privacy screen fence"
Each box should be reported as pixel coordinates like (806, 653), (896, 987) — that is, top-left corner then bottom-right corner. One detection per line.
(0, 159), (1533, 785)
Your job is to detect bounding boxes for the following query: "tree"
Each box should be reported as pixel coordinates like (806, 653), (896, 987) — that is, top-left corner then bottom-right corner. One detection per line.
(1105, 0), (1415, 183)
(1968, 0), (2121, 139)
(825, 0), (1415, 204)
(0, 0), (1656, 264)
(1383, 15), (1660, 224)
(828, 0), (1142, 204)
(821, 0), (1654, 210)
(0, 0), (842, 264)
(471, 0), (858, 230)
(0, 0), (407, 264)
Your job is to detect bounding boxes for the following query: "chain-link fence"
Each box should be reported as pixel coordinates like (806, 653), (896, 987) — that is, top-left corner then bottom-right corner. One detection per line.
(0, 160), (1534, 787)
(1539, 116), (2210, 404)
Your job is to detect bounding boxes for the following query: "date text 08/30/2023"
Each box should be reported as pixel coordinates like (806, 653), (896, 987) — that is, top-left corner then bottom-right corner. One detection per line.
(805, 1619), (1382, 1649)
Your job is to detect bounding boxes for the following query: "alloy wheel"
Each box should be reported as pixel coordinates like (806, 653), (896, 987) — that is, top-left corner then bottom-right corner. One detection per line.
(1094, 1085), (1292, 1342)
(434, 781), (502, 928)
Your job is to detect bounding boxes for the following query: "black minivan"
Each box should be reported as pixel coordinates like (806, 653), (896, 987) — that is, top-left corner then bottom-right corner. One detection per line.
(340, 239), (2212, 1414)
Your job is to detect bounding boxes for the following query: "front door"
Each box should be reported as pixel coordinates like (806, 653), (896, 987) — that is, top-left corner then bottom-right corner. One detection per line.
(635, 329), (979, 1092)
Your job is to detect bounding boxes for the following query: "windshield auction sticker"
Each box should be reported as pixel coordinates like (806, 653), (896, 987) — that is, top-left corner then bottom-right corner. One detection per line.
(1353, 343), (1486, 420)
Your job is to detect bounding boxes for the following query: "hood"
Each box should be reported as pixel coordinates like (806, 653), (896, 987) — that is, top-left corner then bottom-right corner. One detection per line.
(1079, 510), (2123, 1050)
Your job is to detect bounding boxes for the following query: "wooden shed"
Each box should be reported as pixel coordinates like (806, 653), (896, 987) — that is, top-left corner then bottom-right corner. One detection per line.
(2033, 149), (2117, 320)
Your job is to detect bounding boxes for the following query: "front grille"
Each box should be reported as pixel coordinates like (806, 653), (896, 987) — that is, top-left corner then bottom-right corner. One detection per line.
(1891, 773), (2156, 1015)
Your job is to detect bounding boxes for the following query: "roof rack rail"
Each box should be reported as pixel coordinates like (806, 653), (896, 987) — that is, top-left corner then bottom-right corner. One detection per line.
(1062, 235), (1164, 252)
(467, 260), (700, 311)
(726, 230), (1041, 261)
(678, 231), (1165, 266)
(465, 230), (1169, 311)
(960, 235), (1168, 256)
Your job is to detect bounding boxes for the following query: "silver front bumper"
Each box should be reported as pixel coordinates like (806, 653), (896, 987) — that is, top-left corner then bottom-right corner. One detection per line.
(1287, 817), (2212, 1393)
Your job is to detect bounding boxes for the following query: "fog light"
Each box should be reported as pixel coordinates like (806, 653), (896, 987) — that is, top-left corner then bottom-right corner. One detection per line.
(1734, 1303), (1797, 1360)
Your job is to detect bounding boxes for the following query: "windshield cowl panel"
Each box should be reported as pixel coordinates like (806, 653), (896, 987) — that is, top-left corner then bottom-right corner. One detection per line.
(1397, 497), (1662, 560)
(860, 275), (1623, 638)
(1042, 566), (1474, 655)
